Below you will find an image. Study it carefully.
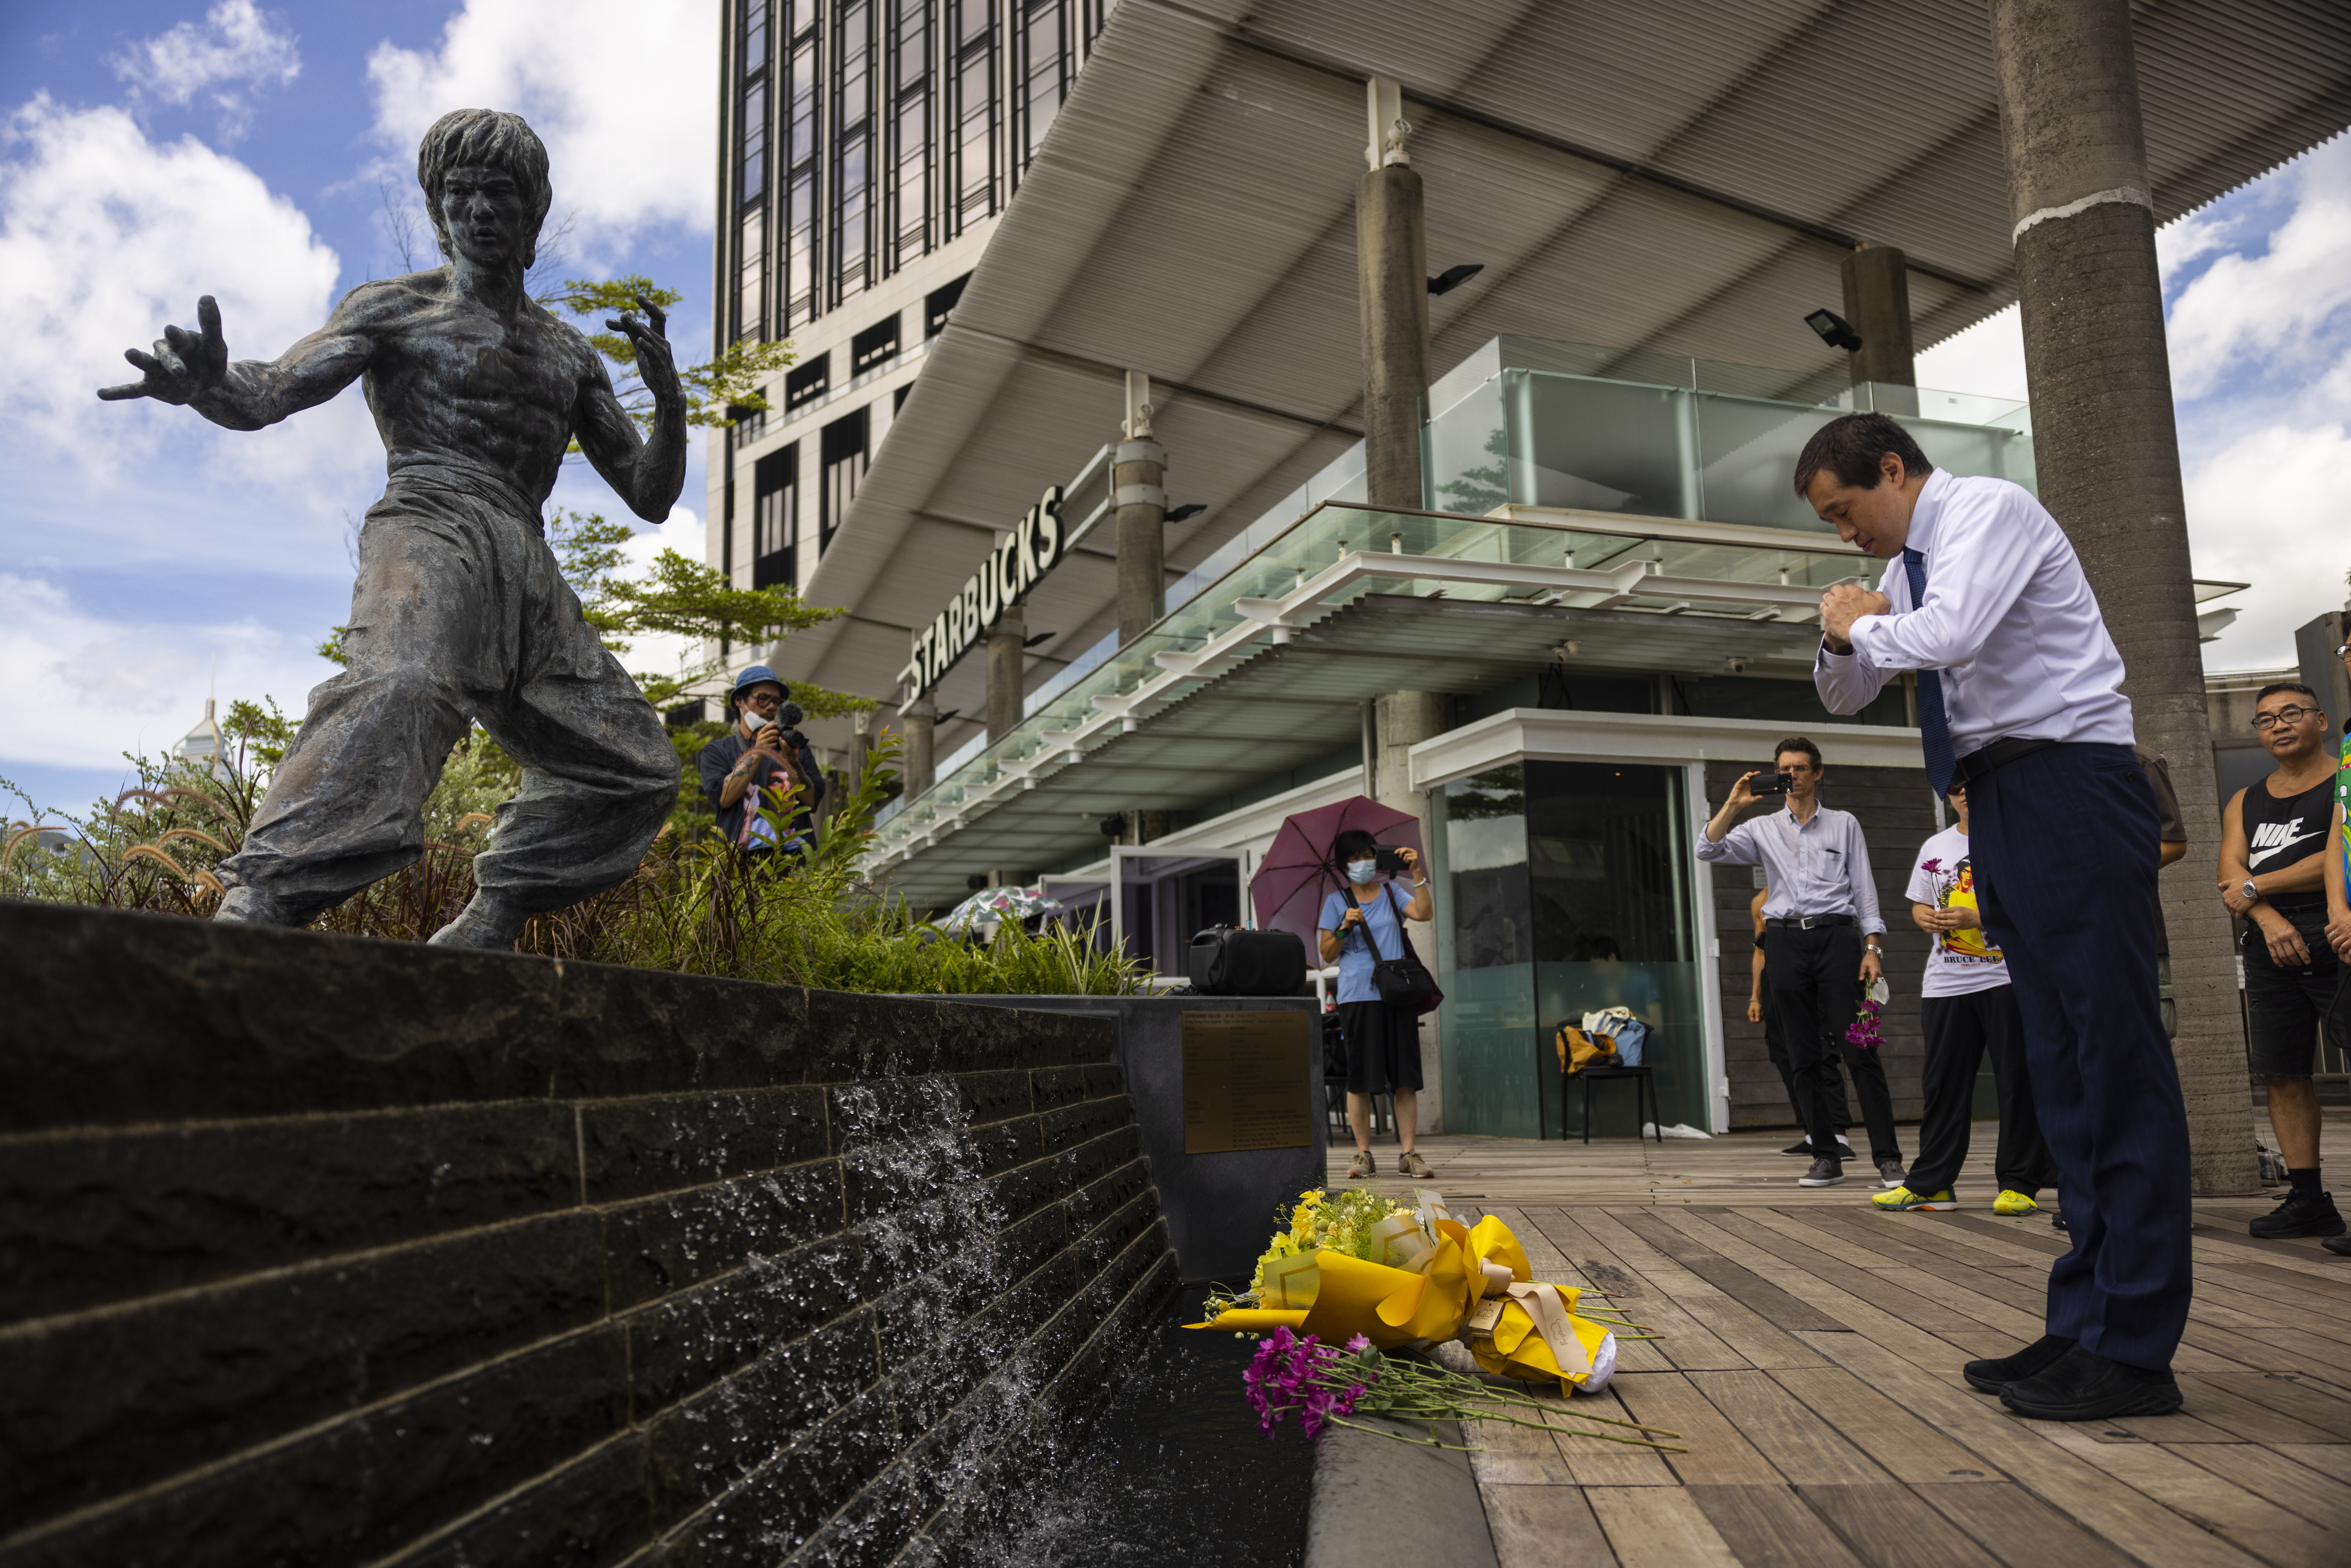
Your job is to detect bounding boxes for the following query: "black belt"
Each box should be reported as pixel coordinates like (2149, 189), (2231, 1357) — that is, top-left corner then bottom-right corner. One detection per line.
(1766, 914), (1856, 930)
(1950, 736), (2057, 790)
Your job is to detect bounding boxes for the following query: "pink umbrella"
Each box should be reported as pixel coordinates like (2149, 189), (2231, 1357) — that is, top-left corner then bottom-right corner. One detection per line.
(1249, 796), (1426, 949)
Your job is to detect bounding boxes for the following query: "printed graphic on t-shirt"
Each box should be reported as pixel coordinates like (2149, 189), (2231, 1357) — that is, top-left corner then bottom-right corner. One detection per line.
(2250, 816), (2322, 869)
(1921, 854), (2002, 964)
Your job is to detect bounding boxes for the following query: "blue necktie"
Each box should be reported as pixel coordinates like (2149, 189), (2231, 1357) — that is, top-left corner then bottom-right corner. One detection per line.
(1903, 548), (1956, 795)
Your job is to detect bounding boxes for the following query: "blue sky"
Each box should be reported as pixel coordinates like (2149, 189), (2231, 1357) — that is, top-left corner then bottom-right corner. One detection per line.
(2, 4), (2346, 822)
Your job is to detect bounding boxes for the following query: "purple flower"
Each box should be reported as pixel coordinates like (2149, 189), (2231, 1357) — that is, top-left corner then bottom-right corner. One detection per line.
(1300, 1389), (1338, 1439)
(1345, 1334), (1371, 1354)
(1921, 857), (1943, 875)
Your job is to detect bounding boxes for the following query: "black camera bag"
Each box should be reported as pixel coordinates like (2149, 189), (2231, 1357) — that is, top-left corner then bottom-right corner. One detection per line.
(1184, 926), (1307, 996)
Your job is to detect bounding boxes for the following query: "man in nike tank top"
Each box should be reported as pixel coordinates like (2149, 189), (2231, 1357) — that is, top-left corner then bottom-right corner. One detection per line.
(2219, 682), (2346, 1240)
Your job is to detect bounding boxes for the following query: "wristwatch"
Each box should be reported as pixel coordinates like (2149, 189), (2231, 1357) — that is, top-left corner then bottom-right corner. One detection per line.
(1865, 942), (1883, 955)
(2243, 878), (2260, 904)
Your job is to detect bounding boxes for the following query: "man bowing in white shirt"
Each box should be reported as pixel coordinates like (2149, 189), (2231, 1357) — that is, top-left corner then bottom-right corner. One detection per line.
(1801, 413), (2190, 1423)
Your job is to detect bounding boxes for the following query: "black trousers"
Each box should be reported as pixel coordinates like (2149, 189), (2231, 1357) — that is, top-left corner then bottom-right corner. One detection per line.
(1762, 964), (1851, 1133)
(1764, 923), (1900, 1164)
(1910, 986), (2058, 1195)
(1970, 742), (2189, 1370)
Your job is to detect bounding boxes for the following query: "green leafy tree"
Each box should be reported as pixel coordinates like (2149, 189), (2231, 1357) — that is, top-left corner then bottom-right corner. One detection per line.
(538, 274), (794, 438)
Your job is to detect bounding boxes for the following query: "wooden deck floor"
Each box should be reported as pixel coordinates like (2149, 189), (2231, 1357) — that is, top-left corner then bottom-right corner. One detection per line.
(1324, 1116), (2351, 1567)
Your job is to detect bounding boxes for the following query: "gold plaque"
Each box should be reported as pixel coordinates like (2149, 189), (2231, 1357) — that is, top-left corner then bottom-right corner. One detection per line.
(1181, 1010), (1313, 1154)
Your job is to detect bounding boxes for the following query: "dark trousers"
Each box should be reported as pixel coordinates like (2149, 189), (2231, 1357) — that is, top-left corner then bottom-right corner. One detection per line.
(1762, 966), (1852, 1132)
(1764, 923), (1900, 1164)
(1970, 742), (2191, 1371)
(1911, 986), (2058, 1195)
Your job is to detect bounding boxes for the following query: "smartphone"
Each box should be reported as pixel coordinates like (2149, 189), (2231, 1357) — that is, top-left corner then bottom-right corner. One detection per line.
(1749, 770), (1793, 797)
(1375, 846), (1410, 875)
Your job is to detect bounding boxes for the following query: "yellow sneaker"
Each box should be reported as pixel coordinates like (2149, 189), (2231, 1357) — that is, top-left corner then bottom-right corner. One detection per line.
(1873, 1186), (1957, 1211)
(1993, 1190), (2040, 1216)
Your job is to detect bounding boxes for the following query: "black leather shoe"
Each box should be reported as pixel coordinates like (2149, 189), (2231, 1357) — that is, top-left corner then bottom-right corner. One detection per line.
(1962, 1334), (2077, 1394)
(2249, 1189), (2347, 1239)
(2000, 1345), (2182, 1420)
(2323, 1233), (2351, 1256)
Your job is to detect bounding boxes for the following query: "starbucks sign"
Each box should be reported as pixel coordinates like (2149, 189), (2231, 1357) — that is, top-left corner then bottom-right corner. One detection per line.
(902, 485), (1064, 697)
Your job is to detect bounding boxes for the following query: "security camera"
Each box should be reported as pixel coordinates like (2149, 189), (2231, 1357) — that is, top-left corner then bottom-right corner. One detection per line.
(1724, 655), (1748, 675)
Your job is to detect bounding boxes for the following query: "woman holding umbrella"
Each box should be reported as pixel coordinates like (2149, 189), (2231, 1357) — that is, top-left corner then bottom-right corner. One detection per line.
(1319, 828), (1435, 1179)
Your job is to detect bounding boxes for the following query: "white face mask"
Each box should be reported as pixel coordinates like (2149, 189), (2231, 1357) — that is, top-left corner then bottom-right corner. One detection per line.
(1346, 859), (1377, 883)
(741, 705), (773, 735)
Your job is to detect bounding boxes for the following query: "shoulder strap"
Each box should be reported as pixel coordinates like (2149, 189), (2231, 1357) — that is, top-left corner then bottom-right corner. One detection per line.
(1382, 879), (1428, 968)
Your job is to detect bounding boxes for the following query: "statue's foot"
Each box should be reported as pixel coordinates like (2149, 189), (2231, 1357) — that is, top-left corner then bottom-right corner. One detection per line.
(427, 891), (531, 951)
(214, 885), (293, 925)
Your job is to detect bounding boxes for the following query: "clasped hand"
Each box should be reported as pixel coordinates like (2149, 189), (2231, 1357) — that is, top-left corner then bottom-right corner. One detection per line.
(1818, 583), (1891, 654)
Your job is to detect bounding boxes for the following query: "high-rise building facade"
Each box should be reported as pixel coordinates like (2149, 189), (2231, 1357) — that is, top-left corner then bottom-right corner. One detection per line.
(707, 0), (1115, 612)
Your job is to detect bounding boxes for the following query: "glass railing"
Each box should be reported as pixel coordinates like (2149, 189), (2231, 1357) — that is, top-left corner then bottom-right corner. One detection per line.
(872, 500), (1873, 855)
(1424, 335), (2033, 534)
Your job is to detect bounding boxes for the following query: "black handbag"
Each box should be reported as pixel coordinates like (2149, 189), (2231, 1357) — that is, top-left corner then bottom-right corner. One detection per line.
(1185, 926), (1307, 996)
(1346, 882), (1444, 1014)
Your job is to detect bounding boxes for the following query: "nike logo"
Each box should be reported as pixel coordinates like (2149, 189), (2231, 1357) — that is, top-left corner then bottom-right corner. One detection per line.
(2250, 830), (2321, 867)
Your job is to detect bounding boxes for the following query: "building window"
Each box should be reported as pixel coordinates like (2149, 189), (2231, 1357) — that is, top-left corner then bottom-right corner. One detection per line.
(946, 0), (999, 235)
(781, 0), (822, 329)
(785, 352), (830, 413)
(734, 1), (773, 343)
(1082, 0), (1114, 52)
(894, 383), (912, 414)
(830, 0), (877, 305)
(820, 406), (869, 556)
(925, 272), (969, 338)
(753, 445), (799, 589)
(887, 0), (935, 272)
(851, 315), (900, 374)
(1012, 0), (1069, 178)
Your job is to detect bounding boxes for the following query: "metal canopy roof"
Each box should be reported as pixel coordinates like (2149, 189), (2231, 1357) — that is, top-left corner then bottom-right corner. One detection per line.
(870, 589), (1844, 905)
(781, 0), (2351, 761)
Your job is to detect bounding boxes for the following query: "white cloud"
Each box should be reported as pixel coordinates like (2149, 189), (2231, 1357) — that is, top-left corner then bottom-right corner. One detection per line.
(113, 1), (300, 140)
(0, 572), (335, 770)
(1915, 303), (2028, 403)
(2167, 138), (2351, 401)
(0, 94), (345, 466)
(366, 0), (719, 255)
(2186, 420), (2351, 671)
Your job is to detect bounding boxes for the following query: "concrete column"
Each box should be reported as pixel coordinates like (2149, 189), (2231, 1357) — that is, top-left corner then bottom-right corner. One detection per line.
(1115, 371), (1167, 644)
(899, 697), (936, 799)
(986, 607), (1024, 744)
(1839, 243), (1918, 414)
(1357, 78), (1429, 511)
(1988, 0), (2253, 1195)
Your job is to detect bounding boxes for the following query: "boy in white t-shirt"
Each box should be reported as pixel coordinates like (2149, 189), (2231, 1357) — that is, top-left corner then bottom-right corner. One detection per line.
(1875, 783), (2059, 1215)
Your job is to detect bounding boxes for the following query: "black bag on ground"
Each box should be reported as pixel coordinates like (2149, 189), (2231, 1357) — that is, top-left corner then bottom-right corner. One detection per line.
(1321, 1009), (1348, 1078)
(1185, 926), (1307, 996)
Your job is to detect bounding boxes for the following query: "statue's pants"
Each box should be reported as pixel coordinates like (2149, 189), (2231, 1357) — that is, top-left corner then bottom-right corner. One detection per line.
(219, 472), (678, 923)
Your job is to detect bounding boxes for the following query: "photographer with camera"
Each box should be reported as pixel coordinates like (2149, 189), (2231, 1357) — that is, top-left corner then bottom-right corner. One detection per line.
(1698, 737), (1903, 1190)
(698, 665), (823, 859)
(1318, 829), (1435, 1181)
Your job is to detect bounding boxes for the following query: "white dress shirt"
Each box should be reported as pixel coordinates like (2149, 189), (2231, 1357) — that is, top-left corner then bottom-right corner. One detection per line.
(1695, 804), (1886, 936)
(1813, 470), (2135, 756)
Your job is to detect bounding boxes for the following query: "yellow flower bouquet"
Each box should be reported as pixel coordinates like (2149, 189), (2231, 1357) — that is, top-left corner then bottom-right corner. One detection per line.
(1193, 1187), (1647, 1398)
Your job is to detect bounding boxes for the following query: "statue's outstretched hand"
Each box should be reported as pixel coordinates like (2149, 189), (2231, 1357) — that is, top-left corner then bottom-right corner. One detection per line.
(98, 295), (229, 404)
(606, 294), (679, 401)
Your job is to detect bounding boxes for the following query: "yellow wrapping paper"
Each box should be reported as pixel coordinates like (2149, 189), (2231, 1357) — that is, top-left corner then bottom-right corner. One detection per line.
(1192, 1205), (1617, 1392)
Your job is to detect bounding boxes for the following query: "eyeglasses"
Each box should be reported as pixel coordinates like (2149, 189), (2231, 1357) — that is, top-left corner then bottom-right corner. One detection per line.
(2252, 705), (2322, 731)
(740, 691), (781, 709)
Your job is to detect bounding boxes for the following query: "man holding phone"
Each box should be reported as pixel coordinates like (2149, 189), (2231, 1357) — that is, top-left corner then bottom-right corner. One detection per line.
(1699, 738), (1904, 1190)
(698, 665), (823, 855)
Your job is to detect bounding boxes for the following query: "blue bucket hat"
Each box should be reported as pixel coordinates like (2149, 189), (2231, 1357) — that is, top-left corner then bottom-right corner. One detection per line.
(729, 664), (787, 712)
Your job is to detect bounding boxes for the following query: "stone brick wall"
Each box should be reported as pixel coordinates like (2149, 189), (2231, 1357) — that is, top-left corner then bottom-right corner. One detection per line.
(0, 901), (1173, 1567)
(1704, 759), (1939, 1130)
